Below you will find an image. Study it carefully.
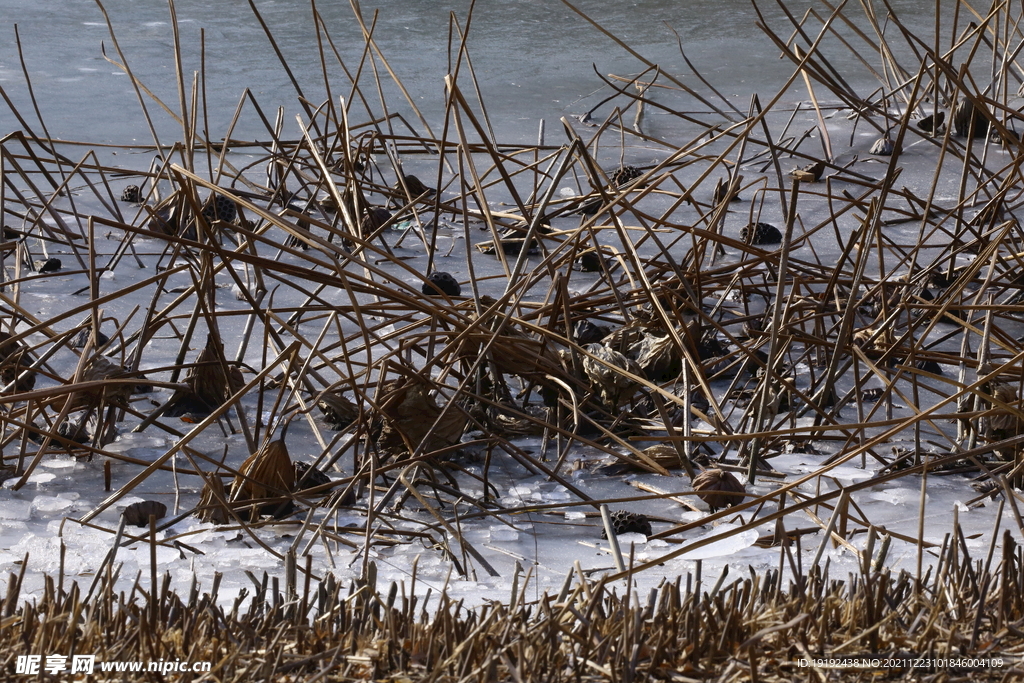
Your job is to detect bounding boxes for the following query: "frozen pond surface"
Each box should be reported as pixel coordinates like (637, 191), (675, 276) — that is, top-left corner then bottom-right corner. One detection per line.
(1, 0), (1022, 609)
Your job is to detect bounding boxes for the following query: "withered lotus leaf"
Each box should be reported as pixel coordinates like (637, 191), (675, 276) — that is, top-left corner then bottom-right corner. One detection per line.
(374, 378), (467, 457)
(692, 468), (746, 512)
(230, 439), (295, 517)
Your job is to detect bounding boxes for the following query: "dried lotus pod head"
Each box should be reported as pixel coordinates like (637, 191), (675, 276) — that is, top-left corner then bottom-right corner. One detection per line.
(198, 476), (231, 524)
(692, 468), (746, 512)
(121, 500), (167, 528)
(230, 439), (295, 519)
(201, 193), (237, 223)
(601, 510), (652, 538)
(422, 271), (461, 297)
(611, 165), (644, 187)
(120, 185), (142, 203)
(317, 389), (358, 430)
(740, 222), (782, 245)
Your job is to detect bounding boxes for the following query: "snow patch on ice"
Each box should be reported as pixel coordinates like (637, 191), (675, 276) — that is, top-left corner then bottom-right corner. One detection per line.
(678, 523), (759, 560)
(32, 496), (75, 514)
(0, 499), (33, 520)
(489, 525), (519, 542)
(616, 532), (648, 545)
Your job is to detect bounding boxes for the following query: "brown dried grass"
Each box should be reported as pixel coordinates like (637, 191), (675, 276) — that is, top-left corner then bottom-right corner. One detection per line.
(1, 535), (1023, 681)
